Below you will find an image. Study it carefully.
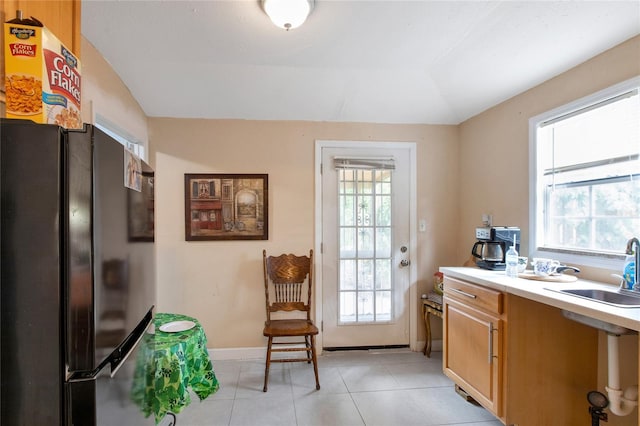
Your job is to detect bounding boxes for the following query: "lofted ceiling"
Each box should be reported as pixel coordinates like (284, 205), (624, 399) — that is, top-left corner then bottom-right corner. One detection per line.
(81, 0), (640, 125)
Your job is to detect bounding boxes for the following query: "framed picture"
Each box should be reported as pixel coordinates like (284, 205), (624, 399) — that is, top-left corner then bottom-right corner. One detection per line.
(184, 173), (268, 241)
(124, 149), (142, 192)
(128, 171), (155, 242)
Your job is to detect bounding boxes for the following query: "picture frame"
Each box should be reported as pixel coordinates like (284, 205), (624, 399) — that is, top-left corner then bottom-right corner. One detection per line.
(128, 171), (155, 242)
(184, 173), (268, 241)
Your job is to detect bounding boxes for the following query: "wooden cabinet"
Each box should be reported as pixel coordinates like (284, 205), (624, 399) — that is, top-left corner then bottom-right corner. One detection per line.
(1, 1), (81, 105)
(505, 294), (598, 425)
(1, 1), (81, 54)
(443, 274), (599, 426)
(443, 277), (505, 417)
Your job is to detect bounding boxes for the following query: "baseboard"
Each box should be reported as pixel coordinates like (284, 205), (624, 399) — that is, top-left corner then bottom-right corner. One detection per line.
(208, 347), (265, 360)
(324, 344), (409, 352)
(208, 341), (443, 361)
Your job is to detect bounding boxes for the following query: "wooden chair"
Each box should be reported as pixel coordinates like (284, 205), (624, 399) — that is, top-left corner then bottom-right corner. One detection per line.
(262, 249), (320, 392)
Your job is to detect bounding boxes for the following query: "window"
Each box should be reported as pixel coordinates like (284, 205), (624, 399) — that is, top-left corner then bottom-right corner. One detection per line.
(530, 77), (640, 266)
(95, 113), (147, 161)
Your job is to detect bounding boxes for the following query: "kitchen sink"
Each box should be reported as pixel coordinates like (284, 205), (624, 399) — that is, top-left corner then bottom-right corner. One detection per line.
(558, 288), (640, 308)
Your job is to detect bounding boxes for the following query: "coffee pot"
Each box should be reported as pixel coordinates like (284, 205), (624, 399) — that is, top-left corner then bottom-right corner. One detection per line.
(472, 241), (504, 262)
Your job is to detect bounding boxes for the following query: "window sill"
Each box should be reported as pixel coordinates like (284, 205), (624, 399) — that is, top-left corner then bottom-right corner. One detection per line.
(531, 248), (624, 275)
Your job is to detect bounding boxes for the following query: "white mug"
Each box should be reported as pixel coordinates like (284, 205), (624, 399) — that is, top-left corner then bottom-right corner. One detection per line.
(532, 258), (561, 276)
(517, 256), (528, 273)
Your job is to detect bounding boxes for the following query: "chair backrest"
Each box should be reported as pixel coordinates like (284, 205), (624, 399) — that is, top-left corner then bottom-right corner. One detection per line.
(263, 249), (313, 321)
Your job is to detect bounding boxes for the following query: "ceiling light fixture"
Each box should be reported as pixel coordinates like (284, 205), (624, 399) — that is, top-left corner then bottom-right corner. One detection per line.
(261, 0), (315, 31)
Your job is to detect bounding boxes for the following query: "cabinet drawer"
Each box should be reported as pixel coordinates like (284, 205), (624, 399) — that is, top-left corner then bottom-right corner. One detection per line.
(444, 277), (503, 314)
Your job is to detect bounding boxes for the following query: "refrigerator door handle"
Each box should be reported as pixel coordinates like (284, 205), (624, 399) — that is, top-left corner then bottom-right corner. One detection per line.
(109, 316), (151, 377)
(66, 360), (108, 382)
(67, 309), (153, 382)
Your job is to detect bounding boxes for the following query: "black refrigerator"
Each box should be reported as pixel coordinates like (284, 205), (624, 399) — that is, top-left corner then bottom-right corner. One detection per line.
(1, 119), (156, 425)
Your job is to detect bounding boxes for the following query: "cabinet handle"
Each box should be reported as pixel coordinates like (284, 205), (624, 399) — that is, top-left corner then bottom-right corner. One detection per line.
(488, 322), (494, 364)
(449, 287), (477, 299)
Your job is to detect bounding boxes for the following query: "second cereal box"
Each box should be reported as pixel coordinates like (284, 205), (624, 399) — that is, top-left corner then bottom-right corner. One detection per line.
(4, 16), (82, 128)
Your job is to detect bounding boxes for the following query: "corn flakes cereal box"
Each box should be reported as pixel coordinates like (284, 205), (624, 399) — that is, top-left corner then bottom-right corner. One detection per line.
(4, 20), (82, 128)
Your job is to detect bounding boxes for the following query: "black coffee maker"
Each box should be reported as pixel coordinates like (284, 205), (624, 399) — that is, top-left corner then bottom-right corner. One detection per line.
(472, 226), (521, 270)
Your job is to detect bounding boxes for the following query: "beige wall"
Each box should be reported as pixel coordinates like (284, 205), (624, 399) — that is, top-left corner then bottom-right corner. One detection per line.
(148, 119), (459, 349)
(81, 38), (149, 156)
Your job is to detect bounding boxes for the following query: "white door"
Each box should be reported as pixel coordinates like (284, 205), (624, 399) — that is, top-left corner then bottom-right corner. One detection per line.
(320, 144), (413, 348)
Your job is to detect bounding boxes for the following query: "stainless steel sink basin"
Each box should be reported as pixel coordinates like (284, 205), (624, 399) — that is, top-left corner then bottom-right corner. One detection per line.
(561, 310), (637, 335)
(558, 288), (640, 308)
(547, 285), (640, 334)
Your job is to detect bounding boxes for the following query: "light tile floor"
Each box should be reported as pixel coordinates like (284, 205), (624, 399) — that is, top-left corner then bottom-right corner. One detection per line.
(171, 349), (503, 426)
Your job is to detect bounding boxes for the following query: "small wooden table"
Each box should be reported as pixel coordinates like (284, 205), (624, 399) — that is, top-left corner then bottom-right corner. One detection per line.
(422, 294), (443, 357)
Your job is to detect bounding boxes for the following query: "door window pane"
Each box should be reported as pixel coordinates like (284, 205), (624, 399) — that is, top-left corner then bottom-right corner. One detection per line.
(375, 291), (391, 321)
(357, 228), (374, 257)
(358, 291), (374, 322)
(340, 228), (356, 257)
(375, 259), (391, 290)
(340, 195), (356, 226)
(375, 228), (391, 257)
(340, 292), (356, 323)
(340, 259), (356, 290)
(376, 195), (391, 226)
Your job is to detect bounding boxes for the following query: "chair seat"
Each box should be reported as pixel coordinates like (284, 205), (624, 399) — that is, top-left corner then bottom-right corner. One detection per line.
(263, 319), (319, 337)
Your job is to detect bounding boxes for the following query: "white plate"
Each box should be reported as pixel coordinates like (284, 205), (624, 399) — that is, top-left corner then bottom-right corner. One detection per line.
(159, 320), (196, 333)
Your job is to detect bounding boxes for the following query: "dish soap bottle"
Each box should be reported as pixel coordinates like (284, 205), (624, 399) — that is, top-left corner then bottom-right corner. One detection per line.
(505, 235), (519, 278)
(623, 252), (636, 290)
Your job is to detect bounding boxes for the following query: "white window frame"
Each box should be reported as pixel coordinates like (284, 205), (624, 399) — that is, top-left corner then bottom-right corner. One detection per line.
(528, 76), (640, 270)
(94, 113), (148, 162)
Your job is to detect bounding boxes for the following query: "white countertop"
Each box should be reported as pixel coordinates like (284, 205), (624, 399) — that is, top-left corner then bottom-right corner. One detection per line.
(439, 266), (640, 332)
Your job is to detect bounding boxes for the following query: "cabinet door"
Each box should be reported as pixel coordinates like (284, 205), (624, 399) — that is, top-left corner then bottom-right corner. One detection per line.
(443, 297), (502, 416)
(1, 0), (81, 106)
(1, 1), (81, 54)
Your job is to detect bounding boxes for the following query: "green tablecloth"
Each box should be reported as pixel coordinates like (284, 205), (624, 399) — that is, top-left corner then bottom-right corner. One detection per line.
(131, 313), (220, 424)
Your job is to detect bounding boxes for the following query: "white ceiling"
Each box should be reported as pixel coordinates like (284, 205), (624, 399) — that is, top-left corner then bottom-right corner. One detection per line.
(81, 0), (640, 125)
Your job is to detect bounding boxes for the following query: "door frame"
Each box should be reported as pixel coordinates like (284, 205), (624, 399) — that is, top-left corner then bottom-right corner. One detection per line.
(314, 140), (418, 352)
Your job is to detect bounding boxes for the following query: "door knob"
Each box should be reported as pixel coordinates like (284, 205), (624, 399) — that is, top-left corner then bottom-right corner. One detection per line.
(400, 259), (410, 267)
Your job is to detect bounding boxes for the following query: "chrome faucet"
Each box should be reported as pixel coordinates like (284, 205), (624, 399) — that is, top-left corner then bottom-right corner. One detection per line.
(625, 237), (639, 291)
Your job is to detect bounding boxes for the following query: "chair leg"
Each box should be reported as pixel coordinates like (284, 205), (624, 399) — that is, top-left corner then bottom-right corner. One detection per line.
(305, 335), (311, 364)
(310, 335), (320, 390)
(263, 336), (273, 392)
